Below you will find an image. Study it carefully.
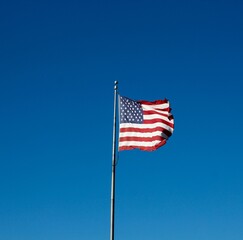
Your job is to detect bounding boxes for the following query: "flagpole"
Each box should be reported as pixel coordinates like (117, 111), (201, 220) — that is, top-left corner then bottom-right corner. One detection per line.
(110, 80), (118, 240)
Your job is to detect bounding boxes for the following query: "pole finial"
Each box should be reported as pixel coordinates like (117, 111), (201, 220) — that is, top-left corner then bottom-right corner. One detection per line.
(114, 80), (118, 90)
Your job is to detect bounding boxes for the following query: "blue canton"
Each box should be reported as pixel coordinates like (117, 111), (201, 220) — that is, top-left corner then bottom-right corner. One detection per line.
(120, 96), (143, 123)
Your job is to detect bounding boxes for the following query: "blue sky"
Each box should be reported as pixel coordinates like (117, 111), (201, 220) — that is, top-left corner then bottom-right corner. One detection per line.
(0, 0), (243, 239)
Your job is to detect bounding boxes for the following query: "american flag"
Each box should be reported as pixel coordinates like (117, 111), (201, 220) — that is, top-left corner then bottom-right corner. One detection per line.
(119, 95), (174, 151)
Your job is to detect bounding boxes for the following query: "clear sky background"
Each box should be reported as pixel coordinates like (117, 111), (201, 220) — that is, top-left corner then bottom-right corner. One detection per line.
(0, 0), (243, 240)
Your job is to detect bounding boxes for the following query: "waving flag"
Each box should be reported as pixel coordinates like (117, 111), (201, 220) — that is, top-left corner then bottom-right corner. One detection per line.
(119, 95), (174, 151)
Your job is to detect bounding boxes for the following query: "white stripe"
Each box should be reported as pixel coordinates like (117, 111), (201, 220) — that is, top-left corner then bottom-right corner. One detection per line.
(143, 109), (171, 116)
(120, 122), (174, 133)
(143, 114), (174, 124)
(142, 103), (169, 110)
(119, 140), (161, 147)
(119, 131), (169, 139)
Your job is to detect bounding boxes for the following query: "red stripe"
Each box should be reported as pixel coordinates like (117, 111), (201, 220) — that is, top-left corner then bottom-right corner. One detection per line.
(143, 110), (170, 118)
(119, 127), (172, 137)
(143, 107), (171, 112)
(143, 119), (174, 128)
(139, 99), (168, 105)
(119, 135), (166, 143)
(119, 139), (167, 151)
